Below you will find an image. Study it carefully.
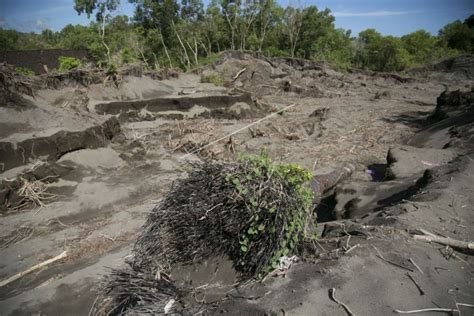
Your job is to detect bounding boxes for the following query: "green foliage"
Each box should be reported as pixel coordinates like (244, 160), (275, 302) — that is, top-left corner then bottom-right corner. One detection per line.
(120, 47), (137, 64)
(228, 153), (314, 277)
(107, 62), (118, 75)
(58, 56), (81, 71)
(355, 30), (412, 72)
(15, 67), (35, 76)
(401, 30), (437, 66)
(88, 41), (108, 63)
(196, 53), (221, 67)
(297, 6), (335, 59)
(312, 28), (353, 70)
(201, 72), (225, 86)
(0, 3), (470, 73)
(439, 17), (474, 53)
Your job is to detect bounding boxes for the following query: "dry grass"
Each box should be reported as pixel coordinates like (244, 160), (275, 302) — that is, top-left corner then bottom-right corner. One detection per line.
(0, 225), (34, 249)
(15, 177), (57, 210)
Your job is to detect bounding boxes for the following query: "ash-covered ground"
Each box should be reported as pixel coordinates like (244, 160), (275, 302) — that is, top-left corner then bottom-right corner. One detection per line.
(0, 52), (473, 315)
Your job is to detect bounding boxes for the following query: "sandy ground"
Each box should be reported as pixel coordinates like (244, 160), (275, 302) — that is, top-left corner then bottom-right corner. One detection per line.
(0, 54), (473, 315)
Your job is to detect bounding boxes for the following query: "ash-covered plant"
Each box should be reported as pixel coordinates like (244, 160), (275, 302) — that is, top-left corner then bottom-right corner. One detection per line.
(132, 153), (315, 279)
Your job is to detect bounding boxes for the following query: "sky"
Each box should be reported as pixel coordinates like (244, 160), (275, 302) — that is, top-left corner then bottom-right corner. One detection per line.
(0, 0), (473, 36)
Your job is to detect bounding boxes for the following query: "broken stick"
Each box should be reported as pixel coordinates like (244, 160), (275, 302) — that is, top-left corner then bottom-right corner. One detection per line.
(405, 273), (425, 296)
(232, 67), (247, 82)
(0, 250), (67, 287)
(329, 288), (354, 316)
(413, 230), (474, 251)
(395, 307), (457, 314)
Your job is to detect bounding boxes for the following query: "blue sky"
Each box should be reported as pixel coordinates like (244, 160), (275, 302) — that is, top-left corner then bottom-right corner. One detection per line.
(0, 0), (473, 36)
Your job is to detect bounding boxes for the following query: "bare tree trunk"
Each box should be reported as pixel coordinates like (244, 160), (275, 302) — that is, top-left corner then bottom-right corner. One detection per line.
(172, 21), (191, 69)
(258, 19), (271, 52)
(99, 15), (111, 62)
(241, 11), (256, 51)
(137, 46), (149, 68)
(203, 34), (212, 55)
(159, 30), (173, 69)
(224, 12), (236, 50)
(198, 37), (210, 57)
(184, 38), (198, 65)
(152, 52), (160, 70)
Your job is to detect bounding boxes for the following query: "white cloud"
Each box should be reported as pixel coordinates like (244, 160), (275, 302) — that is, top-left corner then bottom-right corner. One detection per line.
(333, 10), (417, 17)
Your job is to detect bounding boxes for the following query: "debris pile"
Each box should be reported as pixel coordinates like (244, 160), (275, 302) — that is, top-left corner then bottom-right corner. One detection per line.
(95, 155), (316, 314)
(204, 51), (347, 98)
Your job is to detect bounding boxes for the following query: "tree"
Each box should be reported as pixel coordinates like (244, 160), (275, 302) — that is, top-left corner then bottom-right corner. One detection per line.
(439, 18), (474, 53)
(282, 6), (303, 58)
(180, 0), (204, 21)
(0, 29), (20, 51)
(74, 0), (120, 61)
(312, 28), (352, 70)
(130, 0), (179, 43)
(297, 6), (334, 59)
(254, 0), (281, 52)
(220, 0), (241, 50)
(401, 30), (438, 66)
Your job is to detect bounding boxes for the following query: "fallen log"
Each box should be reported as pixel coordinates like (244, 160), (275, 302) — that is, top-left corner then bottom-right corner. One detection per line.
(413, 229), (474, 251)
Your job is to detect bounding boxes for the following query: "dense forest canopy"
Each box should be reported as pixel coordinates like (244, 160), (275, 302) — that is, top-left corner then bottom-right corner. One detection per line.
(1, 0), (473, 72)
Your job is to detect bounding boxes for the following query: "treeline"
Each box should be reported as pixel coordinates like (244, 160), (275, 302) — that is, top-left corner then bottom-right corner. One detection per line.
(1, 0), (473, 72)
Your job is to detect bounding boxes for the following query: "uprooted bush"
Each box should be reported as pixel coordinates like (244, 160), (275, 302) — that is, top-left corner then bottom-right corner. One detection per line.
(96, 154), (316, 314)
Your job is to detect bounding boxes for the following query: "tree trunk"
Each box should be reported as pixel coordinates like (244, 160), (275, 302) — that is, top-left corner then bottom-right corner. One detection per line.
(172, 21), (191, 69)
(159, 31), (173, 69)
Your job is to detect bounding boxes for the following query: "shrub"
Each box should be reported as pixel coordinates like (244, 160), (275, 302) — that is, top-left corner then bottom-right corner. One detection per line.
(132, 153), (315, 279)
(88, 41), (107, 65)
(121, 48), (137, 64)
(107, 62), (118, 76)
(58, 56), (81, 72)
(15, 67), (35, 76)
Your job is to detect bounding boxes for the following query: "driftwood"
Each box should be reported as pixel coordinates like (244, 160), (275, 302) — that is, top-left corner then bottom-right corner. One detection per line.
(414, 229), (474, 251)
(0, 250), (67, 287)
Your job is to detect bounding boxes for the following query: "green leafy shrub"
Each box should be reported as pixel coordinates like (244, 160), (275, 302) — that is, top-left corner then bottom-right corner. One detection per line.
(58, 56), (81, 71)
(107, 62), (118, 76)
(121, 48), (137, 64)
(15, 67), (35, 76)
(228, 153), (314, 277)
(88, 41), (107, 65)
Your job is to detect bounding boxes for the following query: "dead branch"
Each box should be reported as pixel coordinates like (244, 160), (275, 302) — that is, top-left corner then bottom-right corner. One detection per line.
(406, 273), (425, 296)
(0, 250), (67, 287)
(414, 230), (474, 251)
(329, 288), (354, 316)
(372, 246), (414, 272)
(395, 308), (457, 314)
(408, 258), (424, 274)
(232, 68), (247, 82)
